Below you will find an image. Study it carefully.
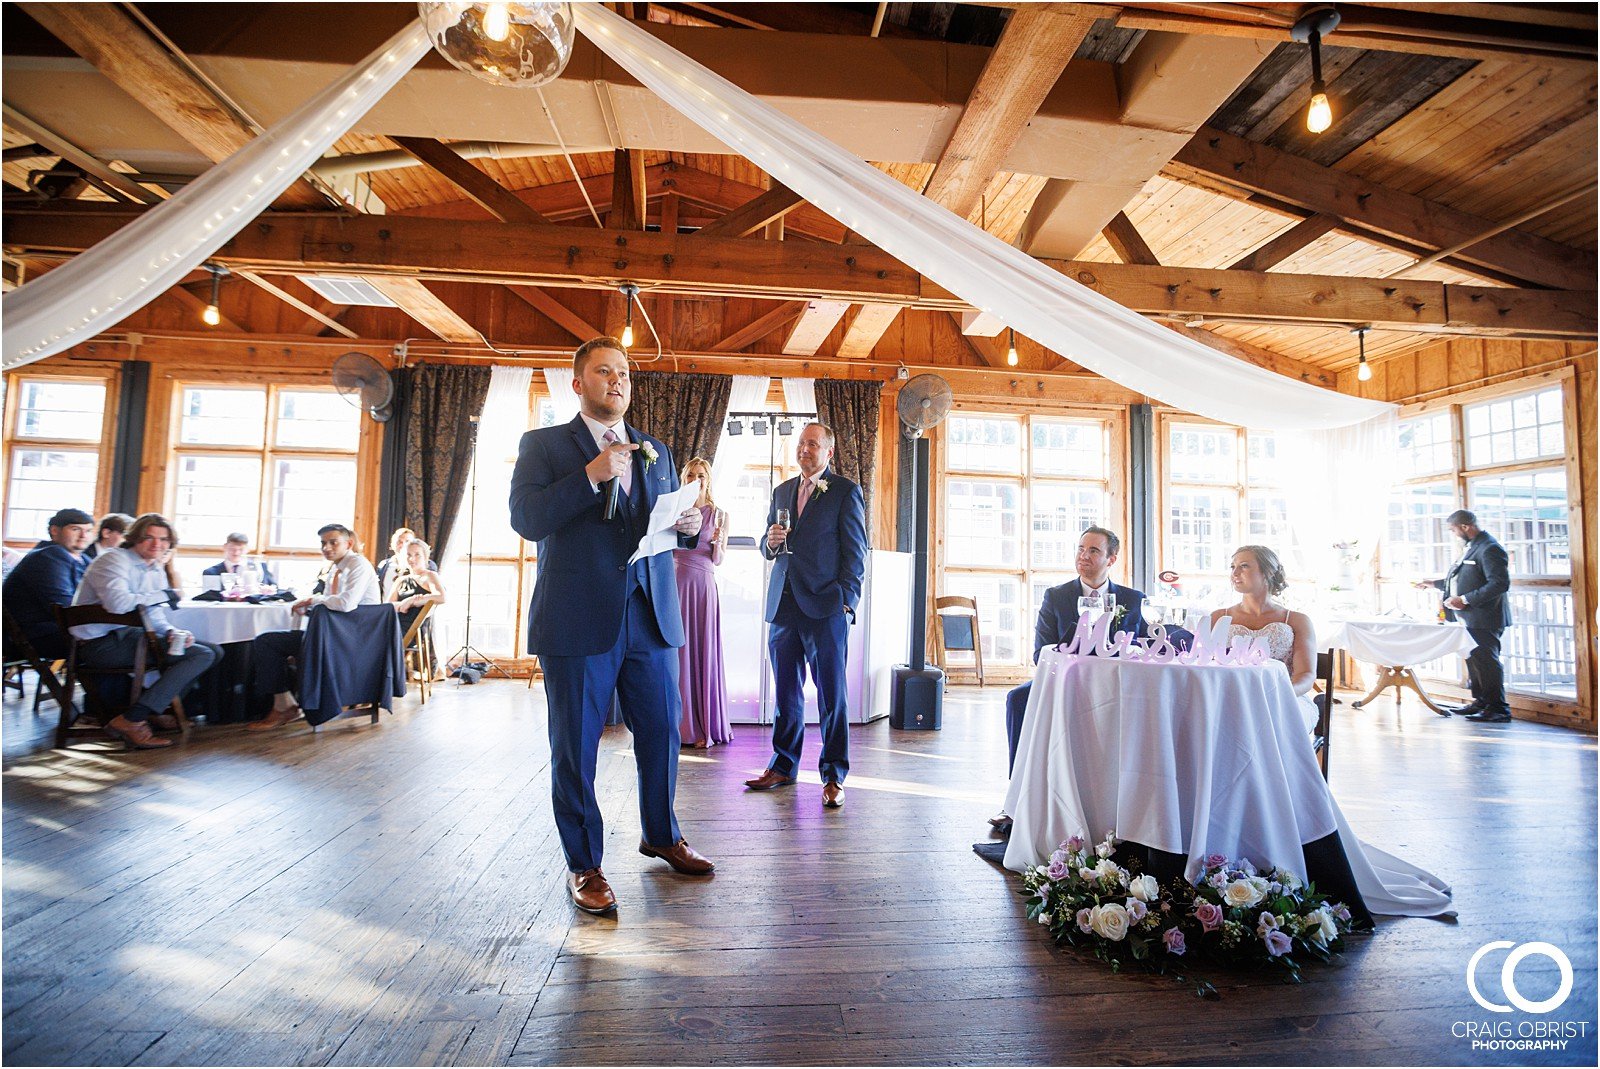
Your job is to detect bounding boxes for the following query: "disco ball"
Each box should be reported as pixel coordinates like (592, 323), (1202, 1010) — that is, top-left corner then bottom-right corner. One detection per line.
(418, 2), (575, 89)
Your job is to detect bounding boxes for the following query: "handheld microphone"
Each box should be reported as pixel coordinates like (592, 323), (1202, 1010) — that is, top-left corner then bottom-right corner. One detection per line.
(604, 476), (621, 520)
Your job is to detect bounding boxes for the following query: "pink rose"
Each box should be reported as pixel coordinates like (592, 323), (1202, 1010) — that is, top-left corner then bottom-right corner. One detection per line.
(1194, 901), (1223, 932)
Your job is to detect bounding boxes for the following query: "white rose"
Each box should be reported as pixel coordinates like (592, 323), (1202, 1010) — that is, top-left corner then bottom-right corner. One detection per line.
(1079, 867), (1097, 882)
(1087, 903), (1130, 941)
(1128, 874), (1159, 903)
(1039, 913), (1053, 925)
(1094, 859), (1123, 882)
(1311, 907), (1339, 947)
(1095, 842), (1114, 859)
(1223, 879), (1265, 909)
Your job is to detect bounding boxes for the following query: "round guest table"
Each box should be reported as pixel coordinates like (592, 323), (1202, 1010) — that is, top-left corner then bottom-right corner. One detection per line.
(166, 601), (298, 722)
(1322, 617), (1475, 715)
(168, 601), (297, 645)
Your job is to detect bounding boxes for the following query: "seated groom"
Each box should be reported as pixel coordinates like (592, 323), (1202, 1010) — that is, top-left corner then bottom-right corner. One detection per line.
(247, 523), (380, 731)
(989, 525), (1145, 835)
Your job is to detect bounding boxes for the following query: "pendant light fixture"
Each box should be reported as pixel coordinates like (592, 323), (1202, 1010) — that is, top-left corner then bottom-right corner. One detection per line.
(201, 262), (229, 327)
(1291, 7), (1341, 135)
(1006, 327), (1019, 367)
(1354, 325), (1373, 382)
(618, 282), (639, 348)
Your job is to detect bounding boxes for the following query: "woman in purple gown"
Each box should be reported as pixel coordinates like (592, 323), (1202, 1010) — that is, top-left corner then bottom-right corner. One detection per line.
(674, 457), (732, 747)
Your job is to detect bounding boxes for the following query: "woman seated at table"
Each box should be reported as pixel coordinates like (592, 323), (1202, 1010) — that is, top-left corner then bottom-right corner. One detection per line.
(377, 527), (438, 596)
(388, 537), (445, 657)
(1210, 544), (1319, 732)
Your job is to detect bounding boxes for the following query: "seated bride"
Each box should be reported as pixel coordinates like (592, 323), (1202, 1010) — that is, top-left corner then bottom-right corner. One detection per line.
(1209, 544), (1320, 732)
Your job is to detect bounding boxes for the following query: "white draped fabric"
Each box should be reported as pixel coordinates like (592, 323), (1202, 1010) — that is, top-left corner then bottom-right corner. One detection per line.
(1004, 651), (1454, 918)
(1280, 413), (1401, 602)
(446, 364), (538, 578)
(571, 5), (1393, 432)
(711, 374), (769, 502)
(2, 22), (432, 370)
(541, 367), (580, 424)
(168, 602), (297, 646)
(1322, 618), (1477, 665)
(781, 377), (817, 420)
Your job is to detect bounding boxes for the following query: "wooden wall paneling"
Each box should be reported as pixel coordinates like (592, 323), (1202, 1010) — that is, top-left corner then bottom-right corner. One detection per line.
(1387, 351), (1417, 399)
(1448, 337), (1486, 387)
(355, 410), (383, 561)
(1575, 360), (1598, 722)
(1485, 337), (1527, 378)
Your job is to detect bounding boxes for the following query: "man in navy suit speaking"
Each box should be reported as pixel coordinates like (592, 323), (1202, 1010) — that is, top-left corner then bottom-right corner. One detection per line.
(745, 423), (868, 809)
(510, 337), (715, 915)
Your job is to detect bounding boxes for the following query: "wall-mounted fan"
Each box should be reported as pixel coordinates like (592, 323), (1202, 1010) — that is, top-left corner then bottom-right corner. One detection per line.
(332, 351), (394, 422)
(891, 374), (953, 729)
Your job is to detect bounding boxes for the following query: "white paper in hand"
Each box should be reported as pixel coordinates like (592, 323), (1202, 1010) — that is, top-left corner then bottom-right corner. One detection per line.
(628, 481), (704, 565)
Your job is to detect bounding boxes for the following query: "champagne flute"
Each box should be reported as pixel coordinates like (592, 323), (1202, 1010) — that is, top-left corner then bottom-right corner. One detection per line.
(775, 508), (793, 555)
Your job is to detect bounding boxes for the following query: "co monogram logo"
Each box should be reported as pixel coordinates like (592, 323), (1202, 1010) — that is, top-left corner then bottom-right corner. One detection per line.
(1467, 942), (1574, 1014)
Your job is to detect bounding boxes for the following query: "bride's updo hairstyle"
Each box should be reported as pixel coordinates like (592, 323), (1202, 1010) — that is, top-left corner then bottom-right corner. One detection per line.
(1237, 544), (1288, 596)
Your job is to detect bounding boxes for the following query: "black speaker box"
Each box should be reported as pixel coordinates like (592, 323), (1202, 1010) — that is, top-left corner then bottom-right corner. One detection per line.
(890, 665), (944, 730)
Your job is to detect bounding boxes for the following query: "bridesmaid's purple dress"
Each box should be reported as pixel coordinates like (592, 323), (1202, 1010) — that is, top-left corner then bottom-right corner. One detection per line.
(674, 504), (732, 746)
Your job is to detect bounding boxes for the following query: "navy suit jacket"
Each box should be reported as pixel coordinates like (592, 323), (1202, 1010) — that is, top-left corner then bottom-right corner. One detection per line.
(761, 468), (868, 622)
(1433, 531), (1512, 630)
(510, 415), (687, 657)
(203, 560), (277, 586)
(3, 543), (88, 647)
(1033, 578), (1147, 662)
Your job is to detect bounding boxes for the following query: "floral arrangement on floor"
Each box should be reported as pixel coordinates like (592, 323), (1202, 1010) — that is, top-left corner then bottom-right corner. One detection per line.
(1020, 833), (1356, 997)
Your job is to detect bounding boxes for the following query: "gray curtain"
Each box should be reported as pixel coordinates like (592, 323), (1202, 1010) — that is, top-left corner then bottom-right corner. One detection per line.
(403, 364), (492, 564)
(630, 371), (734, 472)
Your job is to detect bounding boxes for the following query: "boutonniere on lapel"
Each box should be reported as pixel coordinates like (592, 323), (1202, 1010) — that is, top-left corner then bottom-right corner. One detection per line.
(639, 441), (659, 471)
(814, 478), (830, 494)
(1110, 604), (1127, 627)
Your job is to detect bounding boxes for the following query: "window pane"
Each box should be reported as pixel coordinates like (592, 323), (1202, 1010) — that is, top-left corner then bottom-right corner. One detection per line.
(272, 557), (329, 598)
(1165, 488), (1236, 576)
(5, 449), (99, 540)
(1464, 387), (1562, 468)
(1505, 588), (1576, 698)
(180, 387), (266, 447)
(1246, 490), (1290, 544)
(1168, 424), (1237, 484)
(15, 380), (106, 441)
(172, 455), (263, 547)
(946, 478), (1021, 567)
(1395, 412), (1454, 479)
(1246, 434), (1286, 486)
(1468, 470), (1569, 577)
(1029, 574), (1072, 631)
(270, 458), (357, 548)
(1385, 481), (1456, 577)
(1030, 484), (1108, 571)
(943, 571), (1022, 664)
(462, 453), (521, 558)
(946, 415), (1022, 474)
(434, 561), (521, 661)
(275, 390), (360, 450)
(1031, 419), (1104, 478)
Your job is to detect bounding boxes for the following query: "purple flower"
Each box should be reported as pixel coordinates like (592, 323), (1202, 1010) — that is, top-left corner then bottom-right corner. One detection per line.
(1194, 902), (1223, 931)
(1162, 927), (1186, 955)
(1076, 908), (1093, 934)
(1050, 849), (1069, 867)
(1332, 903), (1352, 922)
(1204, 853), (1228, 870)
(1065, 835), (1085, 853)
(1046, 859), (1069, 881)
(1263, 929), (1293, 957)
(1126, 898), (1148, 924)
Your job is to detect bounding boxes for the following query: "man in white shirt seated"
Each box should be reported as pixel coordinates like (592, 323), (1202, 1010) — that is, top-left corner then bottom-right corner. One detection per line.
(248, 523), (381, 731)
(70, 513), (223, 750)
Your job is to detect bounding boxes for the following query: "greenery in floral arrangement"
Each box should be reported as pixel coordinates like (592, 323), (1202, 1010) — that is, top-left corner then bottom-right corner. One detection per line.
(1019, 833), (1357, 999)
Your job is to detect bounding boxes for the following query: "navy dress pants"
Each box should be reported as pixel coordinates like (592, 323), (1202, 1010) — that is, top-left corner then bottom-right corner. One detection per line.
(1004, 682), (1031, 774)
(1466, 626), (1509, 714)
(541, 587), (682, 873)
(767, 590), (851, 784)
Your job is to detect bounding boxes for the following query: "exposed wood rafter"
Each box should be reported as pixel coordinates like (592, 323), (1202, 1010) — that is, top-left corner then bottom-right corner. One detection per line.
(389, 138), (549, 225)
(1101, 212), (1161, 266)
(235, 271), (359, 338)
(693, 183), (804, 240)
(506, 285), (602, 341)
(711, 301), (808, 352)
(1227, 214), (1342, 273)
(782, 300), (851, 356)
(362, 277), (480, 344)
(609, 149), (647, 231)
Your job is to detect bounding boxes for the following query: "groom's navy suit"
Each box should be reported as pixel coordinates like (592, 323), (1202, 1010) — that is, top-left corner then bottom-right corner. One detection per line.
(511, 414), (688, 872)
(1005, 578), (1146, 770)
(762, 468), (867, 785)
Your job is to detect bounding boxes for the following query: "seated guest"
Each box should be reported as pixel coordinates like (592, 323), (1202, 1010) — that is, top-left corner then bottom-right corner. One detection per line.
(376, 527), (435, 593)
(990, 526), (1146, 835)
(3, 508), (96, 660)
(389, 538), (445, 676)
(85, 513), (133, 560)
(248, 523), (381, 731)
(70, 513), (222, 749)
(202, 531), (276, 587)
(1212, 545), (1319, 732)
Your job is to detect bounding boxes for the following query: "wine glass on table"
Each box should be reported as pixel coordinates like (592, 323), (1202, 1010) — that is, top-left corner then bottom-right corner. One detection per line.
(775, 508), (793, 555)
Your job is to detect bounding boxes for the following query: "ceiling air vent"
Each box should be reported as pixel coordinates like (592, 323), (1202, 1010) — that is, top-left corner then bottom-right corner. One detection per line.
(297, 275), (399, 307)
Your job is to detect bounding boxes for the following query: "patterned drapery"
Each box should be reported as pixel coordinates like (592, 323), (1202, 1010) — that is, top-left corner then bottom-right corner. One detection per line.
(814, 377), (883, 506)
(630, 371), (734, 474)
(403, 364), (493, 564)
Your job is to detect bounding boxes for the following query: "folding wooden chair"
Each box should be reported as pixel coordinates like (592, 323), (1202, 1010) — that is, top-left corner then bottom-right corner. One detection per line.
(1313, 650), (1335, 781)
(52, 604), (190, 749)
(3, 607), (78, 725)
(934, 595), (985, 686)
(400, 603), (436, 704)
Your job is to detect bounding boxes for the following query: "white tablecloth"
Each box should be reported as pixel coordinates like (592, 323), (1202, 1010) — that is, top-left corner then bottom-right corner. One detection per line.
(1003, 650), (1453, 918)
(1322, 617), (1476, 664)
(168, 601), (296, 645)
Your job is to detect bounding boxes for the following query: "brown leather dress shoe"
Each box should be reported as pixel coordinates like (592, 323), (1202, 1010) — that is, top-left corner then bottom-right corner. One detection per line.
(247, 706), (302, 732)
(104, 715), (173, 750)
(987, 813), (1013, 832)
(146, 713), (180, 733)
(822, 781), (845, 809)
(568, 868), (617, 914)
(639, 838), (715, 875)
(744, 768), (797, 791)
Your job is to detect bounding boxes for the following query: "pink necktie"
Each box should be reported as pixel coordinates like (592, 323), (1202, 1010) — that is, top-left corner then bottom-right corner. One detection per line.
(798, 478), (812, 517)
(603, 429), (633, 494)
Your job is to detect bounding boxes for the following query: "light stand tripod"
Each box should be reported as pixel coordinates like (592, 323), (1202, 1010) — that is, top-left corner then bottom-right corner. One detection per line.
(446, 414), (508, 679)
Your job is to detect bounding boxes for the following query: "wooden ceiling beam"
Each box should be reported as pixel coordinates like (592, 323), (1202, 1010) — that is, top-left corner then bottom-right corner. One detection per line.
(235, 270), (359, 338)
(693, 182), (804, 241)
(1226, 213), (1342, 273)
(1, 104), (159, 205)
(838, 304), (904, 359)
(1158, 321), (1336, 389)
(361, 277), (480, 344)
(710, 301), (808, 352)
(505, 285), (602, 341)
(781, 300), (851, 356)
(18, 2), (327, 210)
(1100, 212), (1161, 266)
(389, 138), (550, 225)
(609, 149), (648, 231)
(11, 210), (1592, 338)
(1169, 127), (1597, 292)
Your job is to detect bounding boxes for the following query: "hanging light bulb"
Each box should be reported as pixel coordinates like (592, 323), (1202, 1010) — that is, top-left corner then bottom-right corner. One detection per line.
(201, 262), (228, 328)
(1006, 327), (1019, 367)
(1291, 8), (1341, 135)
(619, 282), (639, 348)
(202, 303), (222, 327)
(1354, 326), (1373, 382)
(482, 2), (511, 42)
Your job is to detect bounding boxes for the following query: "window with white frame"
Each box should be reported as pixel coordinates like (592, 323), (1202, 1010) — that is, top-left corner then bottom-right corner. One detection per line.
(4, 376), (110, 542)
(168, 383), (359, 586)
(1380, 382), (1576, 699)
(941, 411), (1117, 666)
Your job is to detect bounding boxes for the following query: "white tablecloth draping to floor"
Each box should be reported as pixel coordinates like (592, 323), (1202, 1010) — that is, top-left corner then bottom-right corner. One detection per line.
(1002, 649), (1453, 918)
(1322, 617), (1476, 664)
(168, 602), (296, 646)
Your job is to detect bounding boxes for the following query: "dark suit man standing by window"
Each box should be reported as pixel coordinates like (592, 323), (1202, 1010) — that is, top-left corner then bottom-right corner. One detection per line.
(1418, 509), (1513, 723)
